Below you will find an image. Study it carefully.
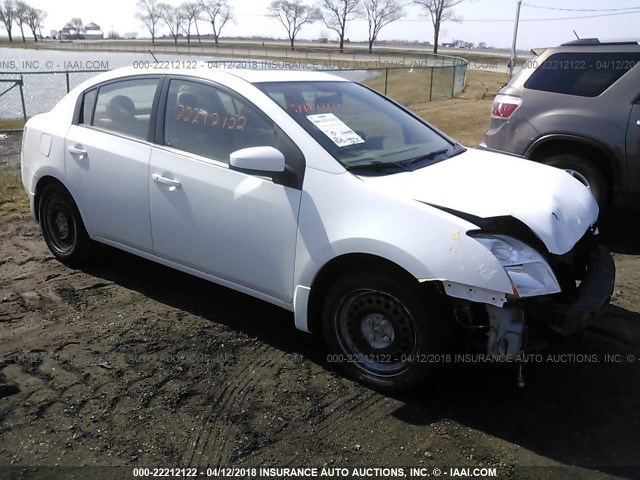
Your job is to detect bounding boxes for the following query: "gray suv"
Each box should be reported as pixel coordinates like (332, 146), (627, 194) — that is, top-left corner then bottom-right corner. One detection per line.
(482, 39), (640, 210)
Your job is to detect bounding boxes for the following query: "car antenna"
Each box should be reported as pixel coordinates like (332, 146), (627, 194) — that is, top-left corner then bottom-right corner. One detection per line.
(573, 30), (580, 40)
(148, 50), (159, 62)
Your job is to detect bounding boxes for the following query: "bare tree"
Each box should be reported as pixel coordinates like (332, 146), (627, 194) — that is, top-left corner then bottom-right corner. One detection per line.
(413, 0), (463, 54)
(158, 3), (185, 44)
(23, 4), (46, 42)
(364, 0), (402, 52)
(0, 0), (16, 41)
(318, 0), (361, 53)
(181, 1), (203, 44)
(199, 0), (233, 45)
(136, 0), (162, 44)
(268, 0), (320, 50)
(14, 0), (27, 41)
(69, 17), (83, 32)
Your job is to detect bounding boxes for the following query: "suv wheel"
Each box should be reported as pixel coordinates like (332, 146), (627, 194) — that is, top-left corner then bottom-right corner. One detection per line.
(543, 154), (608, 210)
(322, 271), (446, 392)
(39, 183), (94, 265)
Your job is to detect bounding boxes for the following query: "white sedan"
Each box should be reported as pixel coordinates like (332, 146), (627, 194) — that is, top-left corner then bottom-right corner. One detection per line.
(21, 66), (615, 391)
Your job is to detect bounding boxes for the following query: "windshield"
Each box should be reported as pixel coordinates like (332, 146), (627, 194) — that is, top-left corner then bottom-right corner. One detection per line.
(255, 81), (459, 173)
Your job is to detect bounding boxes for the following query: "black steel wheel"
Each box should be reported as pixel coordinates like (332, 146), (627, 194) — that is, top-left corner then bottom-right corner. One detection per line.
(322, 271), (446, 392)
(39, 183), (94, 265)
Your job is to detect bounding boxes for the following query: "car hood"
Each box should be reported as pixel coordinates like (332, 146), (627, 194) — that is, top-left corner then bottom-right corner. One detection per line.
(357, 148), (598, 255)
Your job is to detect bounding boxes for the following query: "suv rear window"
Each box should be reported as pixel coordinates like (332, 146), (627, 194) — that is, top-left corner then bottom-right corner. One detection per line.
(524, 52), (640, 97)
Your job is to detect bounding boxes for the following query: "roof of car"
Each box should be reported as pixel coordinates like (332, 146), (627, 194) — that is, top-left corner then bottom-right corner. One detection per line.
(87, 64), (348, 86)
(531, 38), (640, 55)
(560, 38), (639, 47)
(226, 68), (348, 83)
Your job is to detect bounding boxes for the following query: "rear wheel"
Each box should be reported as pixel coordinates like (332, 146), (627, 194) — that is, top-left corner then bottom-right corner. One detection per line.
(39, 183), (94, 265)
(322, 271), (446, 392)
(543, 154), (609, 210)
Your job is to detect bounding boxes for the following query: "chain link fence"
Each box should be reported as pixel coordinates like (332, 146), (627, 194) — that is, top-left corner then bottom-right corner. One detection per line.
(354, 64), (467, 104)
(0, 70), (105, 131)
(35, 39), (469, 68)
(0, 77), (27, 129)
(0, 47), (468, 132)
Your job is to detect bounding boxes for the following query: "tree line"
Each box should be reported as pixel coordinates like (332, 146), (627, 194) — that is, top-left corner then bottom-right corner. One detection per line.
(0, 0), (463, 54)
(0, 0), (46, 42)
(136, 0), (463, 53)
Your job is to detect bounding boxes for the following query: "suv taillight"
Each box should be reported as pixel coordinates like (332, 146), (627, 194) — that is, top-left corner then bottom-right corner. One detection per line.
(491, 94), (522, 118)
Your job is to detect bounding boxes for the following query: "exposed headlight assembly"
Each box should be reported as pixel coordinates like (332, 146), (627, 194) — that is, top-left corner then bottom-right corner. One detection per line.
(472, 234), (561, 298)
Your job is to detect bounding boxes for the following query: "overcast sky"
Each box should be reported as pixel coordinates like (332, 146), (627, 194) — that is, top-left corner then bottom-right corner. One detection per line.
(18, 0), (640, 50)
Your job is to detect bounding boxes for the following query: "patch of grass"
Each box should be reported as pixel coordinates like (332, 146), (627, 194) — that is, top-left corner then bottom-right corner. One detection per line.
(363, 67), (462, 105)
(0, 173), (29, 219)
(0, 118), (25, 131)
(410, 70), (506, 146)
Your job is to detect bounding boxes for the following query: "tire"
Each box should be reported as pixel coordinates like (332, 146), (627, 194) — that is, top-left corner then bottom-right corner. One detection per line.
(543, 154), (609, 210)
(321, 271), (447, 392)
(38, 183), (94, 265)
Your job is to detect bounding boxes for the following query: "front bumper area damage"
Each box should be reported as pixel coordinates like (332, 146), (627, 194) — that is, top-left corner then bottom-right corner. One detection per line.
(450, 238), (615, 356)
(536, 245), (615, 336)
(486, 304), (525, 357)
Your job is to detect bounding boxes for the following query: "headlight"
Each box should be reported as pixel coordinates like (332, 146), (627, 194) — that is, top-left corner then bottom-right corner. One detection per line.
(472, 234), (561, 298)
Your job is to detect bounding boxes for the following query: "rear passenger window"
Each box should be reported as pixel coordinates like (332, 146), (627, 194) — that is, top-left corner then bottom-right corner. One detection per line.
(92, 78), (159, 140)
(80, 88), (97, 125)
(525, 52), (640, 97)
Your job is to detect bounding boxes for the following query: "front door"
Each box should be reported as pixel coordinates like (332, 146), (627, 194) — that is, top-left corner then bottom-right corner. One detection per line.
(149, 78), (304, 302)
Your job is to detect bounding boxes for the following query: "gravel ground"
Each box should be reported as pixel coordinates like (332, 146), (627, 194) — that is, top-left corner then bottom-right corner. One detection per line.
(1, 134), (639, 480)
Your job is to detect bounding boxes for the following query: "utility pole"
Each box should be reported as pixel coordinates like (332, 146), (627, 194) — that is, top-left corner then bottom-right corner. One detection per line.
(508, 0), (522, 81)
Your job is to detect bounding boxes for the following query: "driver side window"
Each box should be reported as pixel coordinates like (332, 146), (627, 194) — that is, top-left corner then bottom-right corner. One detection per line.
(164, 79), (280, 163)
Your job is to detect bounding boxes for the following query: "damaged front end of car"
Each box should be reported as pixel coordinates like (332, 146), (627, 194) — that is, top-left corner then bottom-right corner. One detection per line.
(434, 210), (615, 385)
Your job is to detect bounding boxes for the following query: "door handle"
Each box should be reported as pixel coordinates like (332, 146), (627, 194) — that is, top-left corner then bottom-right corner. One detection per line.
(152, 173), (182, 191)
(68, 145), (87, 157)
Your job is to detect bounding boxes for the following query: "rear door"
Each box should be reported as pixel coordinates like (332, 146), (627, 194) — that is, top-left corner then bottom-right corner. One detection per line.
(65, 76), (161, 252)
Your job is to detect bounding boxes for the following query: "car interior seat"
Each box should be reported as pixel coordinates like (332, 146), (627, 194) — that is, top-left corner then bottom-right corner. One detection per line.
(105, 95), (147, 139)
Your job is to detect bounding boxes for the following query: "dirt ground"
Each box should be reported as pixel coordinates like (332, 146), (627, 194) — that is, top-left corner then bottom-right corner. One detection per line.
(1, 108), (640, 480)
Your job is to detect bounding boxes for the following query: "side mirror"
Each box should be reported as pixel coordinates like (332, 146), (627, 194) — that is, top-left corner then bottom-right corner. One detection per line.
(229, 146), (285, 174)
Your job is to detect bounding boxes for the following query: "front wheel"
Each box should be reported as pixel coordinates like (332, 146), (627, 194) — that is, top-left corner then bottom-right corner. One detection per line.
(322, 272), (446, 392)
(39, 183), (94, 265)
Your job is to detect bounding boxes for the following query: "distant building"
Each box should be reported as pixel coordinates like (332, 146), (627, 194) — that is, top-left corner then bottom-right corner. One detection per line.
(83, 23), (104, 40)
(59, 24), (78, 41)
(58, 22), (104, 41)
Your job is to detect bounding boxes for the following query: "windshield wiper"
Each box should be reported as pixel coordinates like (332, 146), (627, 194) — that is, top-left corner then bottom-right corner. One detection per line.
(345, 146), (458, 173)
(403, 148), (450, 166)
(345, 161), (409, 172)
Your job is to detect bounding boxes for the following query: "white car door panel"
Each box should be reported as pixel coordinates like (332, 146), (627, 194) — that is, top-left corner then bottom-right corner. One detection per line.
(65, 125), (153, 252)
(148, 77), (304, 302)
(64, 77), (160, 252)
(149, 147), (301, 302)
